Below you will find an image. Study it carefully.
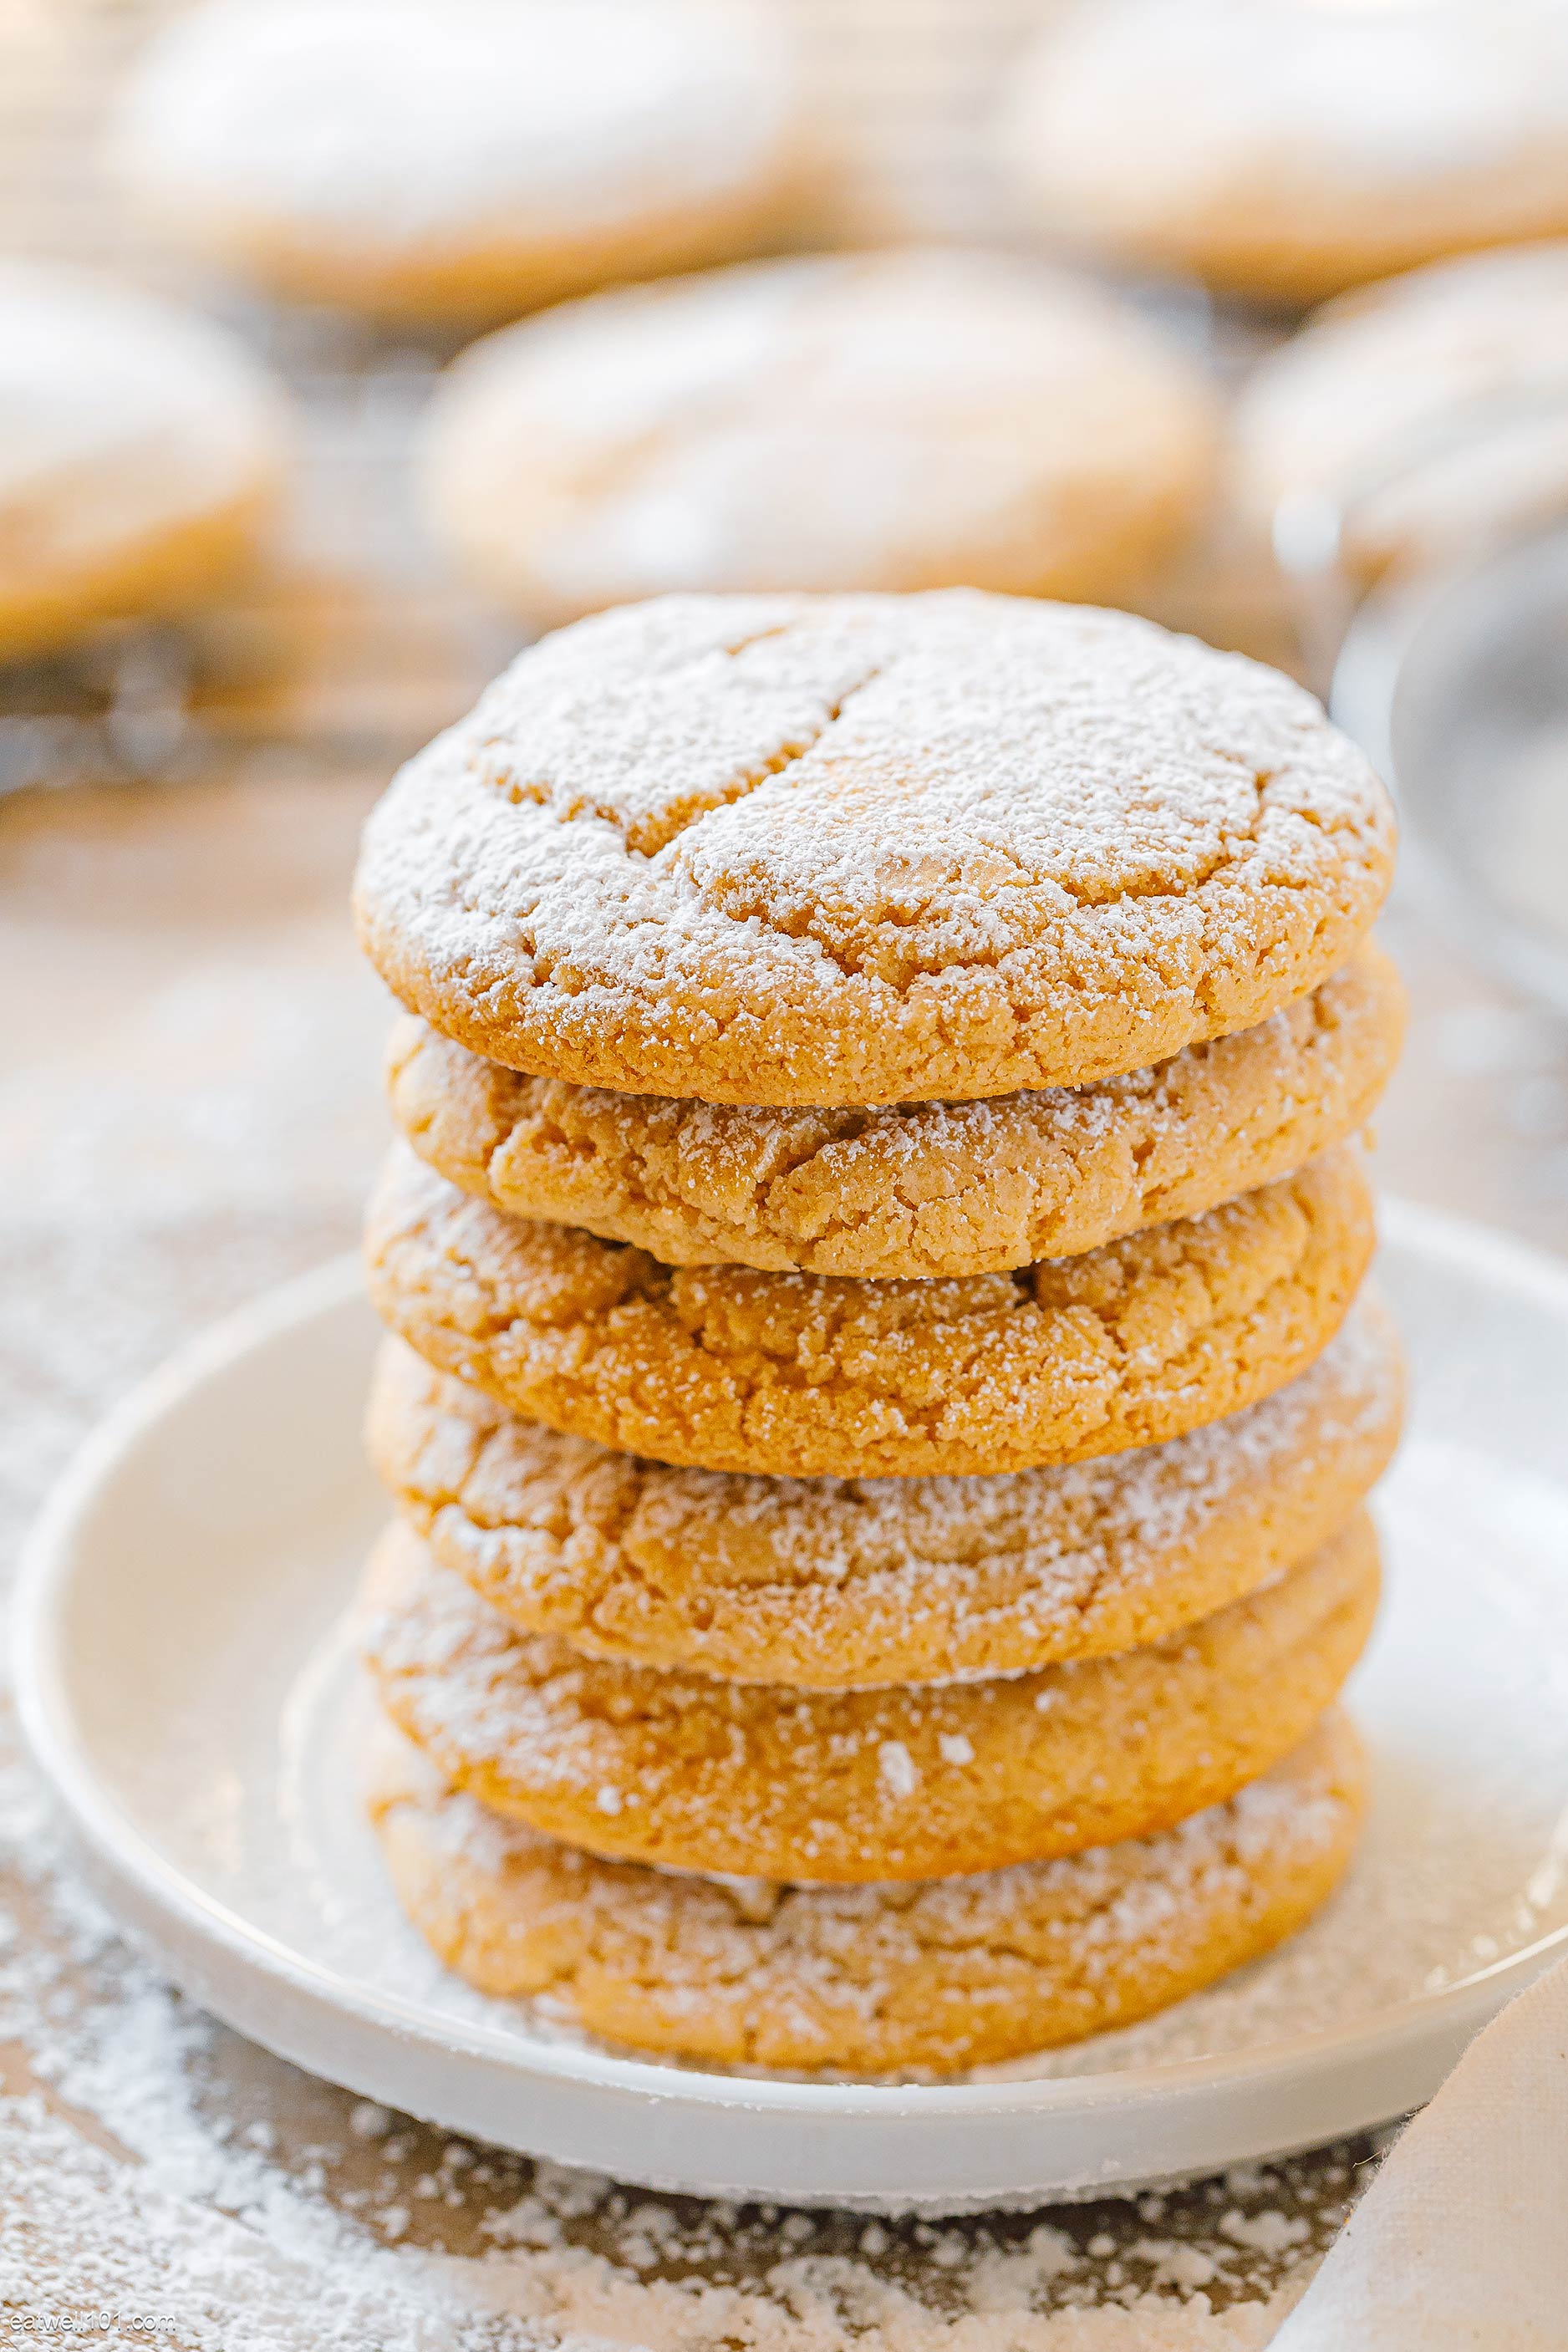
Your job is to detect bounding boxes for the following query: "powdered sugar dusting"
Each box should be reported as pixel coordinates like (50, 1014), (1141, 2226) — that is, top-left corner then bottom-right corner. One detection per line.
(365, 1141), (1374, 1481)
(0, 1738), (1354, 2344)
(878, 1738), (920, 1798)
(388, 943), (1403, 1280)
(261, 1418), (1568, 2095)
(1235, 237), (1568, 576)
(374, 1295), (1401, 1688)
(354, 591), (1395, 1102)
(1007, 0), (1568, 238)
(9, 1218), (1568, 2329)
(0, 259), (288, 546)
(359, 1515), (1372, 1888)
(115, 0), (799, 243)
(420, 247), (1216, 616)
(366, 1707), (1361, 2075)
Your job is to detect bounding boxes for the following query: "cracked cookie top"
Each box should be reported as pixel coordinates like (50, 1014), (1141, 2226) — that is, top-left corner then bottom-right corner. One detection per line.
(113, 0), (805, 326)
(353, 591), (1397, 1106)
(417, 247), (1218, 625)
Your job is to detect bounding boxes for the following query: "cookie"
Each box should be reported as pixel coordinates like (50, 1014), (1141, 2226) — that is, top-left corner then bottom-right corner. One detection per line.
(0, 260), (290, 663)
(352, 593), (1396, 1107)
(387, 945), (1403, 1280)
(364, 1143), (1374, 1479)
(112, 0), (805, 328)
(1000, 0), (1568, 308)
(368, 1709), (1366, 2073)
(417, 248), (1217, 625)
(362, 1512), (1378, 1883)
(1235, 242), (1568, 586)
(367, 1296), (1402, 1689)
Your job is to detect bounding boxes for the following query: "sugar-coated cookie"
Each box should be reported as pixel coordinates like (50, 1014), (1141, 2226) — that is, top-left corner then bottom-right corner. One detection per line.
(112, 0), (804, 327)
(354, 593), (1396, 1107)
(364, 1143), (1374, 1479)
(387, 946), (1403, 1279)
(367, 1709), (1366, 2072)
(367, 1298), (1402, 1688)
(1001, 0), (1568, 308)
(1235, 242), (1568, 583)
(363, 1513), (1377, 1883)
(418, 248), (1217, 624)
(0, 261), (289, 662)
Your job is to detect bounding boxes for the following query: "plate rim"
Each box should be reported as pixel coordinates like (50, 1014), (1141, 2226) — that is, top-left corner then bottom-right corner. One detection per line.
(15, 1197), (1568, 2134)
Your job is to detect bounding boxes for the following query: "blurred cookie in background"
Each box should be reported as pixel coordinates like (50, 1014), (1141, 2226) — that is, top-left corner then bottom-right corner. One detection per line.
(1235, 242), (1568, 587)
(1000, 0), (1568, 309)
(0, 260), (291, 664)
(109, 0), (809, 328)
(416, 248), (1218, 625)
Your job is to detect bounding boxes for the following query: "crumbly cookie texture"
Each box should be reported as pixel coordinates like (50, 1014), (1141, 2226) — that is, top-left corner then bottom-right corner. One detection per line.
(367, 1298), (1402, 1688)
(362, 1514), (1377, 1883)
(364, 1143), (1375, 1479)
(114, 0), (805, 327)
(418, 247), (1218, 624)
(353, 593), (1396, 1106)
(1234, 242), (1568, 585)
(387, 946), (1403, 1279)
(367, 1709), (1366, 2072)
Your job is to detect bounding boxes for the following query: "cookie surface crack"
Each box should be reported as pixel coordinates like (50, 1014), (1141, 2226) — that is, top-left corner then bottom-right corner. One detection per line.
(639, 666), (885, 859)
(481, 624), (886, 861)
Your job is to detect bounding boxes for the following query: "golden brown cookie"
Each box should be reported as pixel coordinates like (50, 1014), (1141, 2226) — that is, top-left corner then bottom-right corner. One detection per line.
(362, 1513), (1378, 1883)
(1000, 0), (1568, 308)
(387, 946), (1403, 1280)
(369, 1710), (1365, 2072)
(367, 1297), (1401, 1689)
(418, 248), (1218, 624)
(352, 593), (1396, 1107)
(364, 1143), (1375, 1479)
(1234, 242), (1568, 588)
(0, 260), (290, 662)
(113, 0), (806, 328)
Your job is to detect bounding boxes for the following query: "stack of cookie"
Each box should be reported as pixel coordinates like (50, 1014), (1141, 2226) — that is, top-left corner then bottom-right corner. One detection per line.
(350, 591), (1403, 2075)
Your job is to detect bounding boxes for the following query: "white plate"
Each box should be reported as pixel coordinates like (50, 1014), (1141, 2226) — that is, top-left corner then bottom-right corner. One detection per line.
(16, 1203), (1568, 2213)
